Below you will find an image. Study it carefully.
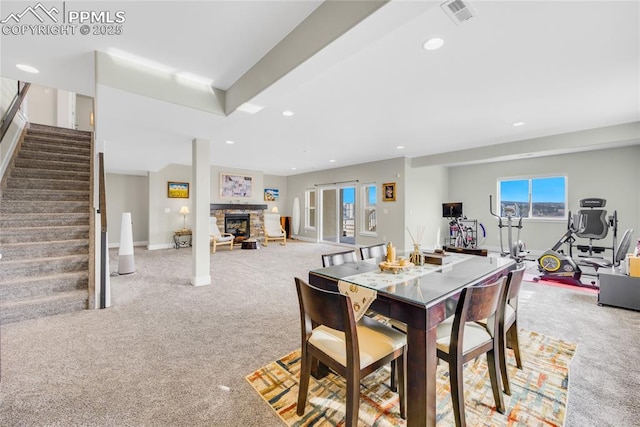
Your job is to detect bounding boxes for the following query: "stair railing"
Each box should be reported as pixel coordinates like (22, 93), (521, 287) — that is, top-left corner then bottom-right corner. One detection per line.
(1, 81), (31, 143)
(98, 152), (108, 309)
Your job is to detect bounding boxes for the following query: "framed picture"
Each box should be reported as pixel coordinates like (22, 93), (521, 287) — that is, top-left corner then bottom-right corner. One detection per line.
(264, 188), (279, 201)
(220, 173), (253, 198)
(382, 182), (396, 202)
(168, 181), (189, 198)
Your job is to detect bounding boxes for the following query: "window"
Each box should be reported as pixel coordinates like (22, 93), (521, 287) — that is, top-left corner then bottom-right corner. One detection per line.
(305, 189), (316, 229)
(498, 175), (567, 219)
(360, 183), (377, 235)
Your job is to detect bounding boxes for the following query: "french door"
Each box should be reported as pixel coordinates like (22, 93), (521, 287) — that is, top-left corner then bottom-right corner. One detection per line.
(319, 183), (356, 245)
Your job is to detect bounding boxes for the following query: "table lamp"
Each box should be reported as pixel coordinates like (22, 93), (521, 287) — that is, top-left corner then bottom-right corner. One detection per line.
(179, 206), (190, 230)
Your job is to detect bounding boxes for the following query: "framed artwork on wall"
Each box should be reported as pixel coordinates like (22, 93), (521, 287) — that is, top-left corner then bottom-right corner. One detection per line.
(264, 188), (279, 201)
(382, 182), (396, 202)
(168, 182), (189, 198)
(220, 173), (253, 198)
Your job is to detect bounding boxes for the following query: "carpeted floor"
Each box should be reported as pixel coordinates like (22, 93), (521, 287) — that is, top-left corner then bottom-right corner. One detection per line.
(1, 242), (639, 426)
(247, 330), (576, 427)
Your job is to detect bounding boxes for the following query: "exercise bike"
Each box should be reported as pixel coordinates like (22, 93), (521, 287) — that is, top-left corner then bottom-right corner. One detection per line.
(489, 195), (528, 264)
(535, 214), (584, 287)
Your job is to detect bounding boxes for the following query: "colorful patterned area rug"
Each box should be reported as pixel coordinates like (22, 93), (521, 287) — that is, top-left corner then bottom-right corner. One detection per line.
(246, 330), (576, 427)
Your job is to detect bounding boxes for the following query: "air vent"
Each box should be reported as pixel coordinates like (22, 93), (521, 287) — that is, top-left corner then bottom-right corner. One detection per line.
(441, 0), (477, 25)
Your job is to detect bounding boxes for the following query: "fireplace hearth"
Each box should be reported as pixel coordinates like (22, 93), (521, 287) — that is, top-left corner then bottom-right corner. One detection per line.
(225, 214), (251, 238)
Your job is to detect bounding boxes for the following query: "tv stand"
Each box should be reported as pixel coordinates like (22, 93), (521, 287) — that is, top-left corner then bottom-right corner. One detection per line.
(597, 270), (640, 311)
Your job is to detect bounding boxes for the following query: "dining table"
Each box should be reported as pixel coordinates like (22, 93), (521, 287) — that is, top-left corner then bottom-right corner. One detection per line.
(309, 252), (516, 427)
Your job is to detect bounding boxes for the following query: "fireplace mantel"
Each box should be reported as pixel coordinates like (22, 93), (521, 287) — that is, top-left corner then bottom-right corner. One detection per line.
(210, 203), (268, 211)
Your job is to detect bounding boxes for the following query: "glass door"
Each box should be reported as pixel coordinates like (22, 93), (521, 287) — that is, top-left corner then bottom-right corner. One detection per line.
(320, 184), (356, 245)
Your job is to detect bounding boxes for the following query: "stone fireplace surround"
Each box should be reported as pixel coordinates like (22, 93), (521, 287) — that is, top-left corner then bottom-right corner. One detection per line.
(210, 203), (268, 241)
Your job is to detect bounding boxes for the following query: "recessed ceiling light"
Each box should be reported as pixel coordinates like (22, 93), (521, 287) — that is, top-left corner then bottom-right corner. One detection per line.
(512, 121), (526, 127)
(225, 140), (235, 144)
(329, 159), (336, 163)
(291, 167), (297, 170)
(282, 110), (294, 117)
(422, 37), (444, 51)
(16, 64), (39, 73)
(396, 146), (405, 150)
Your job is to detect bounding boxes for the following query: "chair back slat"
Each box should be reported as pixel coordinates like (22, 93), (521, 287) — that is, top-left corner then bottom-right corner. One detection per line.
(507, 266), (526, 301)
(460, 277), (505, 323)
(295, 277), (351, 333)
(321, 250), (358, 267)
(360, 243), (387, 261)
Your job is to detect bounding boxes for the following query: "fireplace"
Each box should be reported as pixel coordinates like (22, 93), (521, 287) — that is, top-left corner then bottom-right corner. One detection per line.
(225, 214), (251, 238)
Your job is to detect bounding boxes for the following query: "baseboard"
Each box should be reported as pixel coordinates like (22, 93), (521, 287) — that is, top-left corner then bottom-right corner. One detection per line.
(108, 241), (149, 249)
(147, 243), (174, 251)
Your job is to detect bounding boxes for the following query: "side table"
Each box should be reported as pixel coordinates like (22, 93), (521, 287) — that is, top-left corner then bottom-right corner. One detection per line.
(173, 229), (192, 249)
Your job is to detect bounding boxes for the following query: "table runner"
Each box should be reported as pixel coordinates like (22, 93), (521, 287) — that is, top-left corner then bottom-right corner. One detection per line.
(342, 253), (470, 290)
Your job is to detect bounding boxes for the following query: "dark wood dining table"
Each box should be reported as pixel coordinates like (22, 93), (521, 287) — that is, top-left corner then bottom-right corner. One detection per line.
(309, 253), (515, 427)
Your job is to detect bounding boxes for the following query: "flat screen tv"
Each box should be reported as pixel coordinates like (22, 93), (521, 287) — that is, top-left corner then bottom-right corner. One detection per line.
(442, 202), (463, 218)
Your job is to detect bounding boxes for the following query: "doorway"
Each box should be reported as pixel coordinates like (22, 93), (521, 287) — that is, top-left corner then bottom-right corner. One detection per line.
(320, 184), (356, 245)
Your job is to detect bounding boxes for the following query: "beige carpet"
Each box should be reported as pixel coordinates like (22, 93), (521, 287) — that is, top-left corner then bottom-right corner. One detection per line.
(1, 242), (638, 426)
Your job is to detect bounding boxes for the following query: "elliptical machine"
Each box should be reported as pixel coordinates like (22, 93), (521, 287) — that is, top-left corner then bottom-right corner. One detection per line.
(489, 195), (528, 264)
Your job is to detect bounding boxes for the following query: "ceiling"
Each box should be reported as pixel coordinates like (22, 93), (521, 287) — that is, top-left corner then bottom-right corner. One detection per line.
(1, 1), (639, 176)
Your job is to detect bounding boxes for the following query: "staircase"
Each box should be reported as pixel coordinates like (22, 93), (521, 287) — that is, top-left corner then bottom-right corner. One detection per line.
(0, 123), (92, 324)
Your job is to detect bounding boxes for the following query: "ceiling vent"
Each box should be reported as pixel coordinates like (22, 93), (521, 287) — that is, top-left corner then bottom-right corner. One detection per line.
(441, 0), (477, 25)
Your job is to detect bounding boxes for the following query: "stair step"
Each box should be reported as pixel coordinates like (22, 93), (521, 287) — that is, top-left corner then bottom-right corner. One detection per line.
(14, 158), (90, 172)
(0, 225), (89, 243)
(20, 140), (91, 156)
(28, 123), (92, 140)
(0, 239), (89, 259)
(0, 271), (88, 300)
(18, 149), (90, 164)
(0, 123), (92, 323)
(0, 212), (90, 228)
(1, 188), (89, 201)
(0, 254), (89, 279)
(0, 200), (90, 214)
(4, 177), (90, 191)
(9, 167), (90, 181)
(0, 289), (88, 324)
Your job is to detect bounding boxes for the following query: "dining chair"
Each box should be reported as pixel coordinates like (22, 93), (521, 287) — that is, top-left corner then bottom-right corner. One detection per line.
(321, 249), (358, 267)
(359, 243), (387, 261)
(478, 265), (526, 395)
(294, 277), (407, 426)
(436, 276), (507, 427)
(263, 213), (287, 246)
(209, 217), (234, 253)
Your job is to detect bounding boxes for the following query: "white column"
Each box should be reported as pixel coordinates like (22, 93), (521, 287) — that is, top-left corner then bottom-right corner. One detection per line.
(191, 138), (211, 286)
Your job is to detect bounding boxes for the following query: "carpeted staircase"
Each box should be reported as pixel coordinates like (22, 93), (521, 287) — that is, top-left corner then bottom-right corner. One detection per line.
(0, 123), (92, 324)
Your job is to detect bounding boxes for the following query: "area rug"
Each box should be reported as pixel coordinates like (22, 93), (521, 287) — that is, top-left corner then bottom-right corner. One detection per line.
(246, 330), (576, 427)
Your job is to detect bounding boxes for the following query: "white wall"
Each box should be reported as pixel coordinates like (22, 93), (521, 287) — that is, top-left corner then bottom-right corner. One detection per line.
(285, 157), (408, 248)
(405, 163), (448, 251)
(105, 173), (149, 246)
(447, 145), (640, 254)
(25, 85), (57, 126)
(264, 174), (288, 214)
(104, 134), (640, 255)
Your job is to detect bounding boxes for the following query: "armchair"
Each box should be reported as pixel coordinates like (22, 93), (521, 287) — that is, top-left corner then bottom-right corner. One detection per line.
(210, 217), (234, 253)
(263, 213), (286, 246)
